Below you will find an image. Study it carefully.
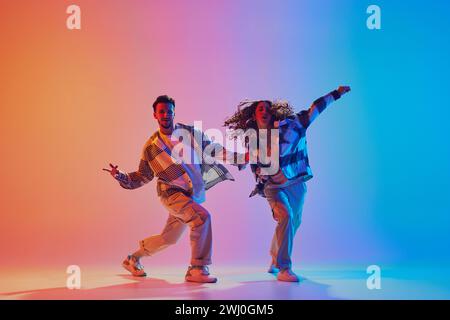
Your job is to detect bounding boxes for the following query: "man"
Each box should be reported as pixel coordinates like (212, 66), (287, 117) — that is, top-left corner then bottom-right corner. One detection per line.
(104, 95), (237, 283)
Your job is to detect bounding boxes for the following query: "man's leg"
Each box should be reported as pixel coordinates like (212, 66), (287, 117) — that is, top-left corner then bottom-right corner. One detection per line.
(188, 205), (212, 267)
(122, 214), (186, 277)
(160, 191), (216, 282)
(135, 214), (187, 258)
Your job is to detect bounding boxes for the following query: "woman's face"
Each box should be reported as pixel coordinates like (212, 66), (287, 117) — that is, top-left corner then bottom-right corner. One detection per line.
(254, 101), (273, 129)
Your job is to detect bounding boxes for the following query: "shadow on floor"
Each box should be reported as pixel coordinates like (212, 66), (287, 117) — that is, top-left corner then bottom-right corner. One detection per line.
(1, 273), (337, 300)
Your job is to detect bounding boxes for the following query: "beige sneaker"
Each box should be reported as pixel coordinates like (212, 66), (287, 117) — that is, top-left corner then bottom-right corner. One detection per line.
(277, 268), (300, 282)
(185, 266), (217, 283)
(122, 255), (147, 277)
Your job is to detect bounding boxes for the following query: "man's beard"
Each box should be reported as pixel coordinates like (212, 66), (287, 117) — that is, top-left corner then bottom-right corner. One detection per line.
(159, 120), (172, 129)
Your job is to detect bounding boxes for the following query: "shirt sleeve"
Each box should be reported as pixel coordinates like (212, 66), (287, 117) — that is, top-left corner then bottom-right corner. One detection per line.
(297, 89), (341, 129)
(114, 157), (154, 190)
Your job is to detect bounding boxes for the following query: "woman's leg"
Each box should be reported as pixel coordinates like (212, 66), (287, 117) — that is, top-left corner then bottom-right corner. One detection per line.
(265, 188), (294, 270)
(265, 181), (307, 270)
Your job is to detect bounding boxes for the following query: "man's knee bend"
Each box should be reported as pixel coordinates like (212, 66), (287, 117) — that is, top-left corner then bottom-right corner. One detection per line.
(163, 234), (182, 245)
(165, 239), (177, 246)
(187, 210), (210, 228)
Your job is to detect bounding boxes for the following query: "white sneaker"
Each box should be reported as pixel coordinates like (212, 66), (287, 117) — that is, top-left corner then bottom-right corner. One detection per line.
(122, 255), (147, 277)
(277, 268), (300, 282)
(185, 266), (217, 283)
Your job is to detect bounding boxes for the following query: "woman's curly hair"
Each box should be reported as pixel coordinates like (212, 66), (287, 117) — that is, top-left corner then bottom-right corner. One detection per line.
(223, 99), (296, 131)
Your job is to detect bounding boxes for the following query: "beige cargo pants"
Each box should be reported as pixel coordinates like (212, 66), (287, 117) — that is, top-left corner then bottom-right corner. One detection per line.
(138, 190), (213, 266)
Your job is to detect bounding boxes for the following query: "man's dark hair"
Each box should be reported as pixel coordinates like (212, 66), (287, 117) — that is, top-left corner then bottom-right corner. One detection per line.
(152, 95), (175, 112)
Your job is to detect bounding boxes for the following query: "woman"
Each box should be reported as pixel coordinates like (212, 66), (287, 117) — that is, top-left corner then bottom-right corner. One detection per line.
(224, 86), (351, 282)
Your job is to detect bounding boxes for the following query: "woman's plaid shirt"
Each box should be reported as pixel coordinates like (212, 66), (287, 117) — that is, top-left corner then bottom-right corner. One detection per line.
(249, 89), (343, 197)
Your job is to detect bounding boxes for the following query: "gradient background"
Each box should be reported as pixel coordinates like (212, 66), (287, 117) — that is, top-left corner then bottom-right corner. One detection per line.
(1, 0), (449, 275)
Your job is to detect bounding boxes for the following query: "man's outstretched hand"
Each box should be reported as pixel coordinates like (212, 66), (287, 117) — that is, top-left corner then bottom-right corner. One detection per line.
(338, 86), (351, 95)
(103, 163), (119, 177)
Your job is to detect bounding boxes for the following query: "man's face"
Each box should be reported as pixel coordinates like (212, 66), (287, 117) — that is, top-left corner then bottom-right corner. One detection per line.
(153, 102), (175, 129)
(254, 101), (273, 128)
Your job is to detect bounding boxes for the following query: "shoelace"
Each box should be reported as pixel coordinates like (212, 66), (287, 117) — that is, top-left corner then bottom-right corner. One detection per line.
(129, 255), (144, 270)
(191, 265), (209, 275)
(202, 266), (209, 275)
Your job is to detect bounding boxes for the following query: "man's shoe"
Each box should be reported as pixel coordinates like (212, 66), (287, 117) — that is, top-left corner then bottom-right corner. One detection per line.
(122, 255), (147, 277)
(277, 268), (300, 282)
(185, 266), (217, 283)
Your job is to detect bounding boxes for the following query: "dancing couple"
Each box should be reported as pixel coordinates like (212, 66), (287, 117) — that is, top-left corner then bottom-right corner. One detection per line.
(103, 86), (351, 283)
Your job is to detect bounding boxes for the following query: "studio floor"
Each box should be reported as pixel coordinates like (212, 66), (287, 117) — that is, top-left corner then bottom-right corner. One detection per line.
(1, 265), (449, 300)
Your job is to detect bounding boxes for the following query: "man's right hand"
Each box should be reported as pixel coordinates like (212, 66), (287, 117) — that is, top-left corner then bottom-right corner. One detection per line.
(102, 163), (119, 177)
